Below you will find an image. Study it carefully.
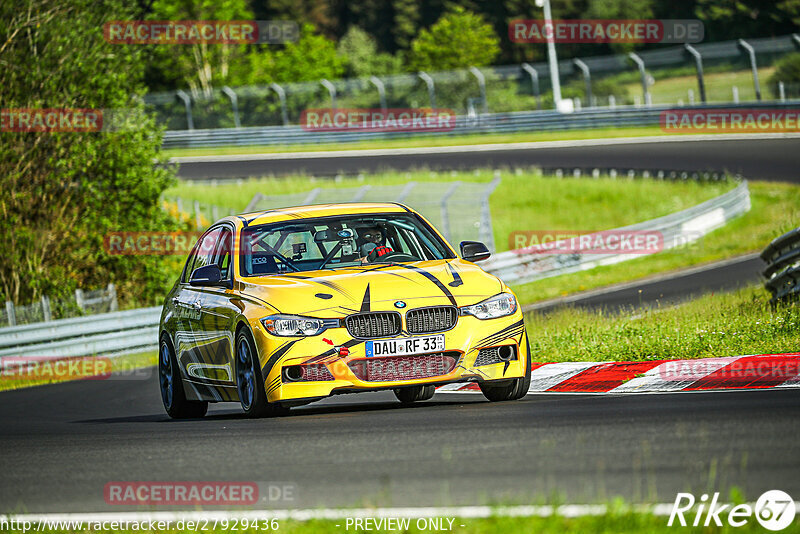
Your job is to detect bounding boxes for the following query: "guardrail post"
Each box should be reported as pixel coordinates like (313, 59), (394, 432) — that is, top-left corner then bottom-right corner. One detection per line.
(479, 176), (501, 252)
(244, 193), (265, 212)
(194, 200), (202, 230)
(107, 284), (118, 312)
(351, 185), (371, 201)
(221, 86), (241, 128)
(468, 67), (488, 114)
(737, 39), (762, 101)
(793, 34), (800, 48)
(573, 59), (592, 108)
(303, 188), (321, 205)
(439, 182), (461, 242)
(369, 76), (387, 114)
(175, 90), (194, 130)
(628, 52), (652, 106)
(269, 83), (289, 126)
(521, 63), (541, 110)
(732, 86), (739, 103)
(418, 72), (437, 109)
(684, 44), (707, 104)
(779, 81), (786, 102)
(5, 301), (15, 326)
(41, 295), (51, 322)
(75, 289), (85, 311)
(320, 79), (337, 110)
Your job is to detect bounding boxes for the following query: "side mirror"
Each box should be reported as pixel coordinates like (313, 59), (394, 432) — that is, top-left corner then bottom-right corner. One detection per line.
(460, 241), (491, 262)
(189, 265), (224, 287)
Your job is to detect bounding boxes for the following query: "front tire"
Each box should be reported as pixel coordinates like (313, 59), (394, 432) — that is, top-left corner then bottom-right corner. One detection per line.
(394, 385), (436, 403)
(479, 338), (532, 402)
(159, 336), (208, 419)
(235, 329), (287, 418)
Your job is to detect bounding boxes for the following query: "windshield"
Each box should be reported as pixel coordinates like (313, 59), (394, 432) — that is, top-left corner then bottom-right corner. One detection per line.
(239, 212), (454, 276)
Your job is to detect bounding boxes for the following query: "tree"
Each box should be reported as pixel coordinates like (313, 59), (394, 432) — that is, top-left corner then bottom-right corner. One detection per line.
(407, 7), (501, 71)
(269, 23), (346, 83)
(583, 0), (655, 53)
(0, 0), (180, 308)
(337, 26), (403, 77)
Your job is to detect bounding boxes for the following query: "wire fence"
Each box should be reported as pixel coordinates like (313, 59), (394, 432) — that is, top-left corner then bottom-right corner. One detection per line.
(2, 284), (118, 327)
(145, 34), (800, 130)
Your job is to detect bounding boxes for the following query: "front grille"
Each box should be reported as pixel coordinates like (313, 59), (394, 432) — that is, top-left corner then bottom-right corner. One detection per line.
(345, 312), (401, 338)
(349, 352), (459, 382)
(474, 345), (517, 366)
(406, 306), (457, 334)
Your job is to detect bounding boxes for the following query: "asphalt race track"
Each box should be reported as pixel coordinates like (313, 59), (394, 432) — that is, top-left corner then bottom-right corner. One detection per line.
(2, 137), (798, 515)
(174, 137), (800, 183)
(2, 377), (799, 513)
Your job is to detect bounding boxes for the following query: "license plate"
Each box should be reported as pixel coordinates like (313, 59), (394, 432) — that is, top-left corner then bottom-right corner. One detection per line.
(365, 335), (445, 358)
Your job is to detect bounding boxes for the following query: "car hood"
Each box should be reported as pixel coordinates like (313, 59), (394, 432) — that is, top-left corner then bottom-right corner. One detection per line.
(238, 259), (504, 315)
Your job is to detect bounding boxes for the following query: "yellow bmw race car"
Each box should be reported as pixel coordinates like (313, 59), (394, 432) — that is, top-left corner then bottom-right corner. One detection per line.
(158, 202), (531, 418)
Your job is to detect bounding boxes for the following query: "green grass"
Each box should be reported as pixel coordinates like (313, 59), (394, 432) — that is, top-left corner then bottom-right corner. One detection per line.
(165, 168), (733, 255)
(526, 286), (798, 363)
(162, 126), (675, 158)
(624, 67), (776, 105)
(4, 508), (799, 533)
(0, 351), (157, 393)
(510, 180), (800, 304)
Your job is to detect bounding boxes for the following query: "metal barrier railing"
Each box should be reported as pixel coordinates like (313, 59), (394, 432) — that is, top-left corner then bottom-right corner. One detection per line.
(162, 101), (800, 149)
(761, 227), (800, 303)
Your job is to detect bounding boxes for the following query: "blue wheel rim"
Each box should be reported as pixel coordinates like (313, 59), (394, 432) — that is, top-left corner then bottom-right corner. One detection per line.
(237, 337), (255, 410)
(159, 342), (173, 409)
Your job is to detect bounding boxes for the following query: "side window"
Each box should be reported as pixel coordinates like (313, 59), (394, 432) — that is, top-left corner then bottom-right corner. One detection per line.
(183, 228), (222, 283)
(214, 228), (233, 279)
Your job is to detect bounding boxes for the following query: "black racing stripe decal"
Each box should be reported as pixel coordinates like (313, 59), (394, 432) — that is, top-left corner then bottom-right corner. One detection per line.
(447, 262), (463, 287)
(479, 327), (525, 349)
(266, 375), (281, 394)
(394, 264), (457, 306)
(360, 284), (371, 312)
(474, 319), (525, 347)
(260, 339), (299, 379)
(303, 338), (366, 364)
(282, 274), (355, 301)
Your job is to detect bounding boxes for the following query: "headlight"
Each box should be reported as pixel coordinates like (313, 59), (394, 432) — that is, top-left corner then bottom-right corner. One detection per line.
(460, 293), (517, 320)
(261, 315), (330, 336)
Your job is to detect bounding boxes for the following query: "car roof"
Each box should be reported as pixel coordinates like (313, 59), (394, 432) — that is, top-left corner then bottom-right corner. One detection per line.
(232, 202), (411, 227)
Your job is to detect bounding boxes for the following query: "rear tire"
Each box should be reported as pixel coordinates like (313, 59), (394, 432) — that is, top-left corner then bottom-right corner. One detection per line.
(394, 384), (436, 403)
(479, 338), (532, 402)
(235, 328), (288, 418)
(159, 336), (208, 419)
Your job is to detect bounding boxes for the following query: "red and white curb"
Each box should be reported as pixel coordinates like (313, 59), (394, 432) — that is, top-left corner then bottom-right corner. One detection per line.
(438, 353), (800, 394)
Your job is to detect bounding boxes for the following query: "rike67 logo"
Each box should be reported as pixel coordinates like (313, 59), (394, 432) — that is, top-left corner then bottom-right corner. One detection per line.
(669, 490), (796, 531)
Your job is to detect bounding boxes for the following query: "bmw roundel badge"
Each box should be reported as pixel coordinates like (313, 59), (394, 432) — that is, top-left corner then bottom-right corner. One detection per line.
(394, 301), (406, 309)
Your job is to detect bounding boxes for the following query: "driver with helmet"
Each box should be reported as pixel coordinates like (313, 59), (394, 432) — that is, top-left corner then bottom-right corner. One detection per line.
(358, 225), (393, 263)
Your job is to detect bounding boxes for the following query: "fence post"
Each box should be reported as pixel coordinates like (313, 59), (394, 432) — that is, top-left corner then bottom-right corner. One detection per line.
(212, 205), (219, 221)
(303, 188), (321, 205)
(41, 295), (52, 322)
(351, 185), (371, 201)
(479, 176), (501, 252)
(418, 72), (437, 109)
(684, 44), (707, 104)
(439, 182), (461, 243)
(468, 67), (488, 114)
(221, 86), (241, 128)
(369, 76), (388, 114)
(194, 200), (202, 230)
(75, 289), (85, 311)
(175, 90), (194, 130)
(395, 182), (416, 203)
(176, 197), (184, 213)
(573, 59), (592, 108)
(107, 284), (118, 312)
(732, 86), (739, 103)
(5, 301), (15, 326)
(737, 39), (761, 101)
(628, 52), (652, 106)
(320, 79), (337, 110)
(269, 83), (289, 126)
(779, 81), (786, 102)
(521, 63), (541, 110)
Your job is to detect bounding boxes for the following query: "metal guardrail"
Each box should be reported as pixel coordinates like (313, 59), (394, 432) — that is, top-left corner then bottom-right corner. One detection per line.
(162, 101), (800, 149)
(761, 227), (800, 303)
(481, 181), (751, 286)
(0, 307), (161, 364)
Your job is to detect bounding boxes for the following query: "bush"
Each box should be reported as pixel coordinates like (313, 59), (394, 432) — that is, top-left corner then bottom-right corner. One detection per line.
(768, 53), (800, 98)
(0, 0), (182, 308)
